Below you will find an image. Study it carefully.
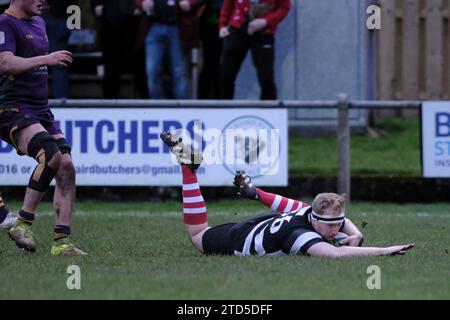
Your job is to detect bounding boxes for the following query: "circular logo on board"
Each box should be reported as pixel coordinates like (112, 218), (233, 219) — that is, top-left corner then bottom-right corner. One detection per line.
(219, 116), (280, 178)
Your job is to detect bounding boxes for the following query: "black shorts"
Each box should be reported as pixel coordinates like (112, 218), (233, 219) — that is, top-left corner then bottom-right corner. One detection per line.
(0, 106), (62, 153)
(202, 223), (238, 255)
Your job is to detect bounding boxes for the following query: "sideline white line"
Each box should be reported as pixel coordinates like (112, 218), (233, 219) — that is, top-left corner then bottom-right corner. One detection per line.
(31, 210), (450, 218)
(33, 210), (260, 218)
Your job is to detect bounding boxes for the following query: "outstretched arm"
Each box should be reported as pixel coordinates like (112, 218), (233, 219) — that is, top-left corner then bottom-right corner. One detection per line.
(0, 51), (73, 75)
(233, 170), (307, 213)
(307, 241), (415, 258)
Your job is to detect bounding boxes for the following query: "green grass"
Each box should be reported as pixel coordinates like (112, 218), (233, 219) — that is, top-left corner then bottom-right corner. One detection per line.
(1, 200), (449, 299)
(290, 117), (421, 176)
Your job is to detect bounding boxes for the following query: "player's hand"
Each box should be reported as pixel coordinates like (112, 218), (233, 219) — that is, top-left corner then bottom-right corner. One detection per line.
(233, 170), (257, 199)
(179, 0), (191, 12)
(386, 243), (415, 256)
(45, 51), (73, 67)
(219, 27), (230, 38)
(248, 18), (267, 35)
(142, 0), (154, 15)
(338, 234), (363, 247)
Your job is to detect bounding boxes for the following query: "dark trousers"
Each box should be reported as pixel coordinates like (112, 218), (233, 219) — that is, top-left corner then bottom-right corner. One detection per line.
(198, 21), (223, 99)
(100, 16), (139, 98)
(220, 27), (276, 100)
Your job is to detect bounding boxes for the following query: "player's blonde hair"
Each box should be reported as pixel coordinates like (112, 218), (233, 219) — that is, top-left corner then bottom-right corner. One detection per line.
(311, 193), (346, 215)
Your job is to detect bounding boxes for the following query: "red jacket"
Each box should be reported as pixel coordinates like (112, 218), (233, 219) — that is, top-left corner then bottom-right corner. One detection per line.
(219, 0), (291, 35)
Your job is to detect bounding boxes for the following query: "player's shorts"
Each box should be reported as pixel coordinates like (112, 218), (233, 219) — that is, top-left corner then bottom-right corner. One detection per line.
(202, 222), (238, 255)
(0, 104), (62, 154)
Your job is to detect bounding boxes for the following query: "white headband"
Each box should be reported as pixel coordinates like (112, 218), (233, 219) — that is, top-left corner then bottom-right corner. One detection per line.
(311, 210), (345, 224)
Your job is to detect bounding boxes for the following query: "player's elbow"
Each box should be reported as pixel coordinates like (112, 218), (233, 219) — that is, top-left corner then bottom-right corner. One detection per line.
(357, 235), (364, 246)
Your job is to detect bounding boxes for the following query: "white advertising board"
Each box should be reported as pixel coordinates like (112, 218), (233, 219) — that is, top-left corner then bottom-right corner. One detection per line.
(0, 108), (288, 186)
(422, 102), (450, 177)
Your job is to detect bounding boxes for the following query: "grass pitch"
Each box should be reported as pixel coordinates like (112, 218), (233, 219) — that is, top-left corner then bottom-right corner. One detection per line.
(1, 200), (449, 299)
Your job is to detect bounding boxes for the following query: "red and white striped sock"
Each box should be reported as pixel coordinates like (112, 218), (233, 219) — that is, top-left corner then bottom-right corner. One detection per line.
(182, 165), (207, 225)
(256, 188), (307, 213)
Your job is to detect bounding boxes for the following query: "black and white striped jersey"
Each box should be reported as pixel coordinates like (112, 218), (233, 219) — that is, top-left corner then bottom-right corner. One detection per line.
(225, 206), (344, 256)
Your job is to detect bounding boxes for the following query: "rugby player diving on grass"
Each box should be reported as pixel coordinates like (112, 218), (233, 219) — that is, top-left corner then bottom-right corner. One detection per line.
(160, 131), (415, 258)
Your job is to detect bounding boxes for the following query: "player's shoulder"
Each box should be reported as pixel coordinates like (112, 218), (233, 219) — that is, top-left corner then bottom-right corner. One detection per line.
(0, 12), (12, 24)
(291, 208), (316, 230)
(293, 205), (312, 217)
(0, 14), (20, 45)
(287, 226), (324, 255)
(0, 12), (18, 29)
